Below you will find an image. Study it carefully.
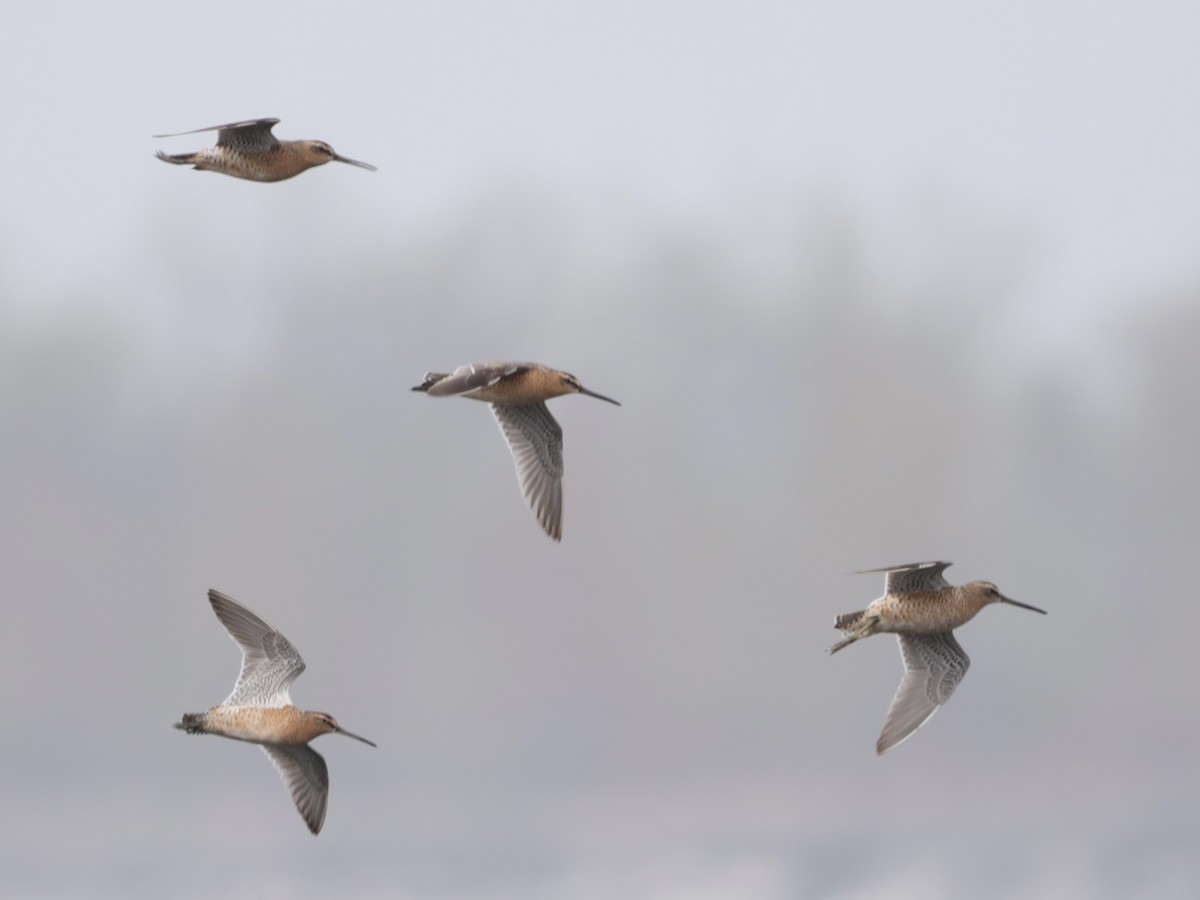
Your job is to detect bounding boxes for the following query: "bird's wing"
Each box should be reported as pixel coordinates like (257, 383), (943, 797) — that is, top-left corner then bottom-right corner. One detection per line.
(261, 744), (329, 835)
(877, 631), (969, 754)
(491, 401), (564, 540)
(209, 590), (305, 707)
(153, 118), (281, 149)
(857, 561), (953, 594)
(420, 362), (532, 397)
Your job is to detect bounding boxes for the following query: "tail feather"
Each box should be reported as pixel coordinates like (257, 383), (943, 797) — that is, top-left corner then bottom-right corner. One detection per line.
(175, 712), (205, 734)
(834, 610), (865, 631)
(155, 150), (196, 166)
(411, 373), (448, 393)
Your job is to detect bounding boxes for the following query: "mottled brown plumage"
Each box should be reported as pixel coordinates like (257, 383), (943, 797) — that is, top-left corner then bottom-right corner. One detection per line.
(175, 590), (375, 834)
(413, 362), (619, 541)
(829, 562), (1046, 754)
(154, 118), (375, 182)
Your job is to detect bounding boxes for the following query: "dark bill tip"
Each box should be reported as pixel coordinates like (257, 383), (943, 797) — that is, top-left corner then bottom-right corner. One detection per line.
(334, 154), (377, 171)
(579, 386), (620, 405)
(1002, 596), (1047, 615)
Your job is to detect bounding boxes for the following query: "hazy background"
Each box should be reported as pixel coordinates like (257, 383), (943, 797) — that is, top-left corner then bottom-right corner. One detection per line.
(2, 2), (1199, 898)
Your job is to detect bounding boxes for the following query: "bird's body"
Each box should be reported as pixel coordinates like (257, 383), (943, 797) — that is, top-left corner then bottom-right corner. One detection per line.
(175, 590), (375, 834)
(154, 118), (375, 182)
(829, 561), (1046, 754)
(412, 362), (619, 541)
(178, 705), (326, 745)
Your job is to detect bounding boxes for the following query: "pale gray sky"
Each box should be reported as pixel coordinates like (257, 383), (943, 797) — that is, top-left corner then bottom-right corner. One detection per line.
(2, 2), (1199, 898)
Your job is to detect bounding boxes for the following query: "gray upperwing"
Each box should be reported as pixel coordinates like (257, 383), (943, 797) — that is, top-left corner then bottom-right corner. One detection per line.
(858, 561), (952, 594)
(491, 401), (564, 540)
(215, 119), (283, 152)
(261, 744), (329, 835)
(153, 118), (281, 150)
(877, 631), (969, 754)
(425, 362), (530, 397)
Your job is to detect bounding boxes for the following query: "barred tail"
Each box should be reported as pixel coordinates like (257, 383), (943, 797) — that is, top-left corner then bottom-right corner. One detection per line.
(834, 610), (866, 631)
(175, 712), (206, 734)
(155, 150), (197, 166)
